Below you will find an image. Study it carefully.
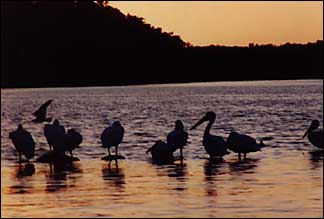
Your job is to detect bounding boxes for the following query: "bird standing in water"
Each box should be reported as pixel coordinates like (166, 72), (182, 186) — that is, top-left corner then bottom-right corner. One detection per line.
(32, 99), (53, 123)
(303, 120), (323, 149)
(9, 124), (35, 163)
(167, 120), (188, 158)
(191, 111), (230, 159)
(226, 131), (262, 161)
(101, 121), (124, 157)
(44, 121), (55, 151)
(44, 119), (66, 153)
(65, 128), (83, 158)
(146, 140), (174, 163)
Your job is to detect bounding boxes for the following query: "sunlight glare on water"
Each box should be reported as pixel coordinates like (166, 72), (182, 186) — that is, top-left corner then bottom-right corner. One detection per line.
(1, 80), (323, 218)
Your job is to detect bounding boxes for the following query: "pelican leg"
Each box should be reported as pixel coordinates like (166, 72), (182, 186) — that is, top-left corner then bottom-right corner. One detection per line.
(238, 153), (241, 161)
(180, 148), (183, 159)
(18, 152), (22, 163)
(115, 145), (118, 156)
(244, 153), (247, 161)
(115, 159), (119, 170)
(108, 161), (111, 169)
(107, 147), (111, 157)
(49, 162), (53, 175)
(70, 150), (73, 158)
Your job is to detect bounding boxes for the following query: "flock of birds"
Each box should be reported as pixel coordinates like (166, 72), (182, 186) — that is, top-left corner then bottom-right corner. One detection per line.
(8, 100), (324, 164)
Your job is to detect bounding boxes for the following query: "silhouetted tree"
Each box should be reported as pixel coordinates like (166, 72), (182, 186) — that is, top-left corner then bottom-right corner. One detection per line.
(95, 1), (109, 7)
(1, 1), (323, 88)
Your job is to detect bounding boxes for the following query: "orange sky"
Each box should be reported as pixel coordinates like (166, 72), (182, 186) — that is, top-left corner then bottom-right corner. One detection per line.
(109, 1), (323, 46)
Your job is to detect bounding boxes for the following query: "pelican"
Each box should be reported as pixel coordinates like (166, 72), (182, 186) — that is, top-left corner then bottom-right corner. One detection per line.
(44, 119), (66, 153)
(303, 120), (323, 149)
(65, 129), (83, 157)
(226, 131), (262, 161)
(167, 120), (188, 158)
(190, 111), (230, 159)
(32, 99), (53, 123)
(44, 121), (55, 151)
(146, 140), (174, 162)
(9, 124), (35, 163)
(101, 121), (124, 157)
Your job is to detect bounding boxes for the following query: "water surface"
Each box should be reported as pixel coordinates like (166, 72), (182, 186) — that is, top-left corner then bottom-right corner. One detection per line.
(1, 80), (323, 217)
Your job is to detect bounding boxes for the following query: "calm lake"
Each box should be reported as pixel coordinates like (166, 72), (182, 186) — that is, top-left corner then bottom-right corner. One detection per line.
(1, 80), (323, 218)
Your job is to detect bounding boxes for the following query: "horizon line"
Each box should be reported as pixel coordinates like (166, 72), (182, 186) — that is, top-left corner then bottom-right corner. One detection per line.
(2, 79), (323, 91)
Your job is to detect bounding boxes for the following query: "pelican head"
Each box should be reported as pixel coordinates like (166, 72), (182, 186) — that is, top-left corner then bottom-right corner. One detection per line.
(175, 120), (184, 130)
(53, 119), (60, 126)
(303, 120), (320, 139)
(67, 129), (75, 134)
(190, 111), (216, 130)
(46, 117), (53, 123)
(228, 131), (239, 138)
(17, 124), (23, 130)
(112, 121), (122, 127)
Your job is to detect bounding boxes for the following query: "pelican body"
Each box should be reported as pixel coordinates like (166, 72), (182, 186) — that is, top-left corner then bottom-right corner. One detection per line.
(44, 123), (54, 151)
(191, 111), (229, 159)
(146, 140), (174, 163)
(9, 124), (35, 162)
(167, 120), (188, 158)
(44, 119), (66, 153)
(32, 99), (53, 123)
(65, 129), (83, 157)
(226, 131), (261, 161)
(303, 120), (323, 149)
(101, 121), (124, 157)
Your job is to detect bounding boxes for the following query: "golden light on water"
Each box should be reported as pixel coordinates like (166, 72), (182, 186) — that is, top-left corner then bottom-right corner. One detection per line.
(1, 156), (323, 217)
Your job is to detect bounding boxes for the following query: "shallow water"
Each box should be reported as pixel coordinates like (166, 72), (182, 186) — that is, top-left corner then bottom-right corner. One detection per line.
(1, 80), (323, 218)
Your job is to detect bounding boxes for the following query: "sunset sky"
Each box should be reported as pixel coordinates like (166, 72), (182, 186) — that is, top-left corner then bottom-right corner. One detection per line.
(109, 1), (323, 46)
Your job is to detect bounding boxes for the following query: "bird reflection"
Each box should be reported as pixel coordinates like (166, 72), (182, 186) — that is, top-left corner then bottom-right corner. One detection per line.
(45, 161), (81, 192)
(153, 162), (188, 191)
(167, 162), (188, 179)
(203, 159), (226, 197)
(9, 163), (36, 194)
(229, 158), (260, 174)
(309, 150), (323, 161)
(15, 163), (35, 178)
(204, 158), (225, 179)
(308, 150), (323, 170)
(102, 160), (125, 190)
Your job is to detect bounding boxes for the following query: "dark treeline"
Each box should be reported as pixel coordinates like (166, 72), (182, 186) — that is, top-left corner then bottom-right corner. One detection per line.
(1, 1), (323, 88)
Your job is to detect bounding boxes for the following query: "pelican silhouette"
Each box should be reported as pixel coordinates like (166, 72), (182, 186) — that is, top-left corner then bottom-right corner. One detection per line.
(32, 99), (53, 123)
(190, 111), (230, 159)
(167, 120), (188, 158)
(65, 129), (83, 157)
(101, 121), (124, 157)
(44, 120), (55, 151)
(44, 119), (66, 153)
(9, 124), (35, 163)
(146, 140), (174, 163)
(226, 131), (262, 161)
(303, 120), (323, 149)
